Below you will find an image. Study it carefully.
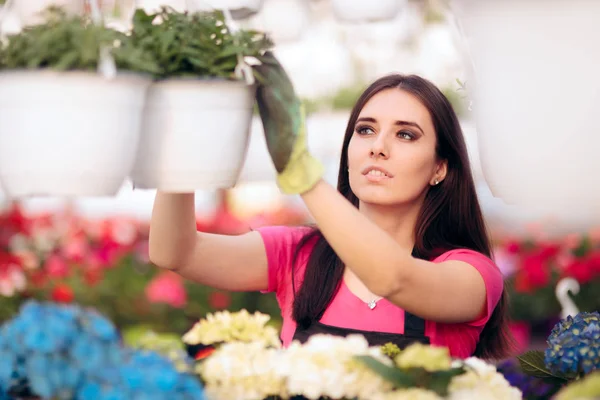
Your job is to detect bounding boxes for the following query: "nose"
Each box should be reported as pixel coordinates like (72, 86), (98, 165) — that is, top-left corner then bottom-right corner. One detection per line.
(370, 134), (390, 159)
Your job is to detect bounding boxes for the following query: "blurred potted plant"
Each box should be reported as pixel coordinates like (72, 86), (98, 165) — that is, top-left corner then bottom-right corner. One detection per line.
(187, 0), (264, 20)
(130, 7), (272, 192)
(0, 6), (159, 197)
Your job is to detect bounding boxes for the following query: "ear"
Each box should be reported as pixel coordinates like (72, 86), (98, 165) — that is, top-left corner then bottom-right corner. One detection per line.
(431, 159), (448, 186)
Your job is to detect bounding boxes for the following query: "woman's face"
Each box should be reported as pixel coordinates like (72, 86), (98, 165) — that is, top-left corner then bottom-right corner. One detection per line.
(347, 88), (447, 207)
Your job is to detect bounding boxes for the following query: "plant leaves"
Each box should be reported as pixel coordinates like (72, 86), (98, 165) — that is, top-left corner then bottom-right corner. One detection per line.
(518, 350), (568, 383)
(426, 368), (466, 397)
(354, 355), (415, 388)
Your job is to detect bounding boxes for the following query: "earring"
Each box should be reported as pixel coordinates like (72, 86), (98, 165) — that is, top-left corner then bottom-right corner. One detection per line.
(434, 179), (440, 185)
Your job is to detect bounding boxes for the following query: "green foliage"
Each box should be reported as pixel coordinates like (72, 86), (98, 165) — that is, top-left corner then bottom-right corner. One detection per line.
(128, 7), (273, 79)
(0, 5), (273, 80)
(517, 350), (571, 385)
(355, 355), (465, 397)
(0, 7), (160, 73)
(300, 82), (367, 115)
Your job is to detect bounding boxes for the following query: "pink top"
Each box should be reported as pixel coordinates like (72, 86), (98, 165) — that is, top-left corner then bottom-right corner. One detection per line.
(257, 225), (504, 359)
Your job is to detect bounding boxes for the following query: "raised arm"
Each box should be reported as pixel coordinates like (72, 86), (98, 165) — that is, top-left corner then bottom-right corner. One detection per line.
(148, 192), (268, 292)
(254, 53), (489, 323)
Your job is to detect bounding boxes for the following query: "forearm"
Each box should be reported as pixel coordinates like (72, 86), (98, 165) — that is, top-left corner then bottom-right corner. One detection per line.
(300, 180), (412, 296)
(148, 192), (198, 269)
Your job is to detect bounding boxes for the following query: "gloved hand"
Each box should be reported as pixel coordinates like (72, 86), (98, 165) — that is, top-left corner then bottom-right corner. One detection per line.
(253, 51), (324, 195)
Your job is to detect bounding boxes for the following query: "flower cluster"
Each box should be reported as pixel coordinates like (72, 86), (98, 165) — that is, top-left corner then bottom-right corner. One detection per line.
(281, 334), (394, 400)
(0, 300), (204, 399)
(447, 357), (523, 400)
(393, 343), (452, 371)
(495, 231), (600, 322)
(199, 334), (394, 400)
(191, 311), (523, 400)
(199, 341), (286, 400)
(376, 345), (522, 400)
(183, 309), (282, 349)
(545, 311), (600, 376)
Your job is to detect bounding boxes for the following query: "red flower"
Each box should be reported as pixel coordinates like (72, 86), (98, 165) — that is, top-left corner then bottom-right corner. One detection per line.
(563, 251), (600, 284)
(514, 253), (551, 293)
(209, 292), (231, 310)
(51, 284), (74, 303)
(505, 240), (521, 254)
(586, 250), (600, 275)
(564, 259), (594, 284)
(145, 272), (187, 308)
(194, 346), (216, 360)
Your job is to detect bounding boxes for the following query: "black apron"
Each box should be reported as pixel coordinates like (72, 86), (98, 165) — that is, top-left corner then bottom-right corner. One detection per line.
(292, 310), (430, 348)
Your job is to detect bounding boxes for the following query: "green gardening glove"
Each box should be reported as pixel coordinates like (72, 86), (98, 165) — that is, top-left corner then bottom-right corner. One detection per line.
(253, 52), (324, 195)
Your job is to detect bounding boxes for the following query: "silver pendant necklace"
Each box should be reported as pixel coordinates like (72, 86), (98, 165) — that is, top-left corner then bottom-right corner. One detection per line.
(367, 297), (382, 310)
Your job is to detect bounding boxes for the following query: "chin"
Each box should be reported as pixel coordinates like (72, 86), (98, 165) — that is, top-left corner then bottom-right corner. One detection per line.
(352, 186), (402, 206)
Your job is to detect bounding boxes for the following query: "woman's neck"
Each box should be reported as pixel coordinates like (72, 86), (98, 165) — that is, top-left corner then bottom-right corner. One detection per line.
(357, 201), (421, 252)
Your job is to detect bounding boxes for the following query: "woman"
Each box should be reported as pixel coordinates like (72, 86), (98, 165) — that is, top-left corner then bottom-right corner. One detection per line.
(149, 53), (513, 360)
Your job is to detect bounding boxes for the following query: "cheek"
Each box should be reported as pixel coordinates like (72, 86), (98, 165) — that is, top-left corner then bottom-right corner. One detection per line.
(346, 136), (363, 169)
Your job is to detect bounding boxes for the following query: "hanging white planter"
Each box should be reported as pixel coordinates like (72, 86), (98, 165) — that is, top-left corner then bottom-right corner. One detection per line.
(135, 0), (187, 13)
(331, 0), (404, 23)
(248, 0), (310, 43)
(10, 0), (84, 26)
(130, 79), (255, 192)
(452, 0), (600, 218)
(187, 0), (264, 20)
(0, 71), (150, 197)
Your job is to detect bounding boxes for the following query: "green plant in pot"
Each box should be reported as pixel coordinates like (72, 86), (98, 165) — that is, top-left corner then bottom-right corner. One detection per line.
(128, 6), (274, 192)
(0, 6), (158, 198)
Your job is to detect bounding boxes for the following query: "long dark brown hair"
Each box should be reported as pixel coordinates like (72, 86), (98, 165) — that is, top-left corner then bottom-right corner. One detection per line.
(291, 74), (514, 360)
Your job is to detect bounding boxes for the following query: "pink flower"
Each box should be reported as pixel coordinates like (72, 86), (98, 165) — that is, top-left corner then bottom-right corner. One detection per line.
(107, 218), (138, 247)
(493, 247), (518, 277)
(44, 254), (70, 279)
(0, 268), (26, 297)
(145, 272), (187, 308)
(61, 234), (89, 263)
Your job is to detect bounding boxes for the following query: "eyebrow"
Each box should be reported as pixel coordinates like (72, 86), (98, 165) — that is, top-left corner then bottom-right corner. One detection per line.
(356, 117), (425, 135)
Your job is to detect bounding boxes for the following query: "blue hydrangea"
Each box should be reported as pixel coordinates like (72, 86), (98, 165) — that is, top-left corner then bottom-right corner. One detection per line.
(0, 300), (205, 399)
(545, 311), (600, 377)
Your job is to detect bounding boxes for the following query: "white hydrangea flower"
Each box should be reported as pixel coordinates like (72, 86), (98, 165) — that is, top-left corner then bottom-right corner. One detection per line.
(182, 309), (281, 348)
(279, 334), (395, 400)
(198, 341), (287, 400)
(373, 388), (443, 400)
(448, 357), (523, 400)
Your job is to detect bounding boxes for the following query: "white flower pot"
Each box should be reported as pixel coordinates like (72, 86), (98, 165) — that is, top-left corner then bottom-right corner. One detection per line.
(136, 0), (187, 13)
(131, 79), (255, 192)
(452, 0), (600, 216)
(249, 0), (310, 43)
(187, 0), (264, 19)
(10, 0), (84, 26)
(331, 0), (403, 23)
(0, 71), (150, 197)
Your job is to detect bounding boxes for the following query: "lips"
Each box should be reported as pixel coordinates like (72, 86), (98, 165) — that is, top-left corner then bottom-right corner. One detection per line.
(362, 166), (393, 178)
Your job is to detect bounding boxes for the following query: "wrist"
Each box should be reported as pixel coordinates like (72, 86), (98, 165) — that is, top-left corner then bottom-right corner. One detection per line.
(276, 151), (324, 195)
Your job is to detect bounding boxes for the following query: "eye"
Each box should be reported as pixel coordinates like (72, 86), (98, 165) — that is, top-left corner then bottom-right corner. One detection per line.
(355, 125), (375, 135)
(397, 130), (415, 140)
